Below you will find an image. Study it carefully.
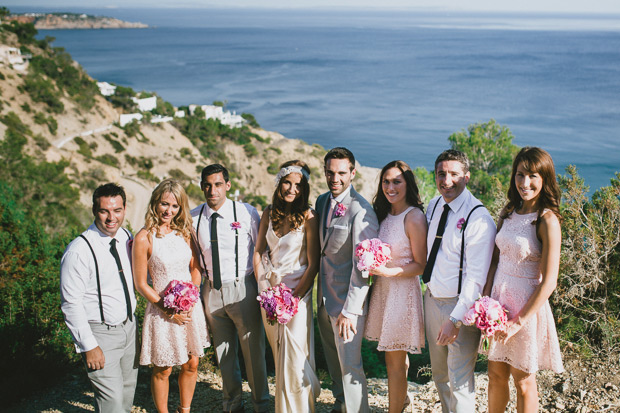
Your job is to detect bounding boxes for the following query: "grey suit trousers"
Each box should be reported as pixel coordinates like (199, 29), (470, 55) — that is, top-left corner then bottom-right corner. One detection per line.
(424, 289), (480, 413)
(203, 274), (269, 412)
(317, 304), (369, 413)
(86, 319), (138, 413)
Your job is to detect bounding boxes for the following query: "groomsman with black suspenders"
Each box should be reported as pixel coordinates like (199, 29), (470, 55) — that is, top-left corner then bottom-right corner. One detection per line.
(60, 183), (138, 413)
(192, 164), (269, 413)
(423, 150), (496, 412)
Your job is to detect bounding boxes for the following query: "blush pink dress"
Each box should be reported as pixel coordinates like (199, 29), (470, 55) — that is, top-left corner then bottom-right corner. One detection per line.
(485, 211), (564, 374)
(365, 207), (425, 353)
(140, 231), (210, 367)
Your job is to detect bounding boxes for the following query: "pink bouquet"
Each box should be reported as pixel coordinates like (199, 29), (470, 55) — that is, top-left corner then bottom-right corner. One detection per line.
(162, 280), (200, 314)
(355, 238), (392, 284)
(257, 283), (300, 325)
(463, 296), (509, 350)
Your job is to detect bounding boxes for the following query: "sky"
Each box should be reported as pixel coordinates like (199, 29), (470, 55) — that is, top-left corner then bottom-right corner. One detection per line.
(6, 0), (620, 14)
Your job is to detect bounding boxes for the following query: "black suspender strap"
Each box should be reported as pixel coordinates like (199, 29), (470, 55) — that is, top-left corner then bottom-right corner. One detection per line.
(429, 197), (440, 222)
(196, 204), (208, 275)
(458, 204), (485, 294)
(232, 201), (239, 280)
(79, 235), (105, 323)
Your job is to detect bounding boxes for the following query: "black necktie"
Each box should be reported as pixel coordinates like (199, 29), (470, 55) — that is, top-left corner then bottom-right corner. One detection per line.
(211, 212), (222, 290)
(422, 204), (451, 284)
(109, 239), (133, 321)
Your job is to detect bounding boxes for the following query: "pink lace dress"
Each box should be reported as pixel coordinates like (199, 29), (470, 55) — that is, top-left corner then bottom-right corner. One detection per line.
(365, 207), (425, 353)
(485, 211), (564, 374)
(140, 231), (210, 367)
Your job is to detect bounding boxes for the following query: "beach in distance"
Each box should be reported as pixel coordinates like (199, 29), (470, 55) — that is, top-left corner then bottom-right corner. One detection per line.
(15, 6), (620, 191)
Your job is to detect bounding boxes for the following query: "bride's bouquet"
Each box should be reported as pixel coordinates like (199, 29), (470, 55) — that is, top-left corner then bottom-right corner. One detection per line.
(463, 296), (509, 350)
(162, 280), (200, 313)
(257, 282), (300, 325)
(355, 238), (392, 284)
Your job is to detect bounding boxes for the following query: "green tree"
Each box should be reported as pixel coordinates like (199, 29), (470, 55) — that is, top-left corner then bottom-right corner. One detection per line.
(448, 119), (519, 204)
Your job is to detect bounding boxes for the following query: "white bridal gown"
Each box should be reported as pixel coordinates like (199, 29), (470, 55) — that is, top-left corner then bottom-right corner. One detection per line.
(258, 220), (320, 413)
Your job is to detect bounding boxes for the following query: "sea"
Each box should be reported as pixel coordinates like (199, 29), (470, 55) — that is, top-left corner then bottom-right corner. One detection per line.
(12, 6), (620, 191)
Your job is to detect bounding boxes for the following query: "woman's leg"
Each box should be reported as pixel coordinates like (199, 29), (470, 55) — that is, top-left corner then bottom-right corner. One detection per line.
(152, 365), (173, 413)
(510, 366), (538, 413)
(385, 350), (409, 413)
(488, 360), (511, 412)
(178, 356), (200, 410)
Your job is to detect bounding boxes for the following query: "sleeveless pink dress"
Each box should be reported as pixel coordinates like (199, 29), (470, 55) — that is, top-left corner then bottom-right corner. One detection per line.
(365, 207), (425, 353)
(485, 211), (564, 374)
(140, 231), (210, 367)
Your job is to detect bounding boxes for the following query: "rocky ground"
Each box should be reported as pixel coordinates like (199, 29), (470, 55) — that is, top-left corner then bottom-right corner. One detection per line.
(9, 354), (619, 412)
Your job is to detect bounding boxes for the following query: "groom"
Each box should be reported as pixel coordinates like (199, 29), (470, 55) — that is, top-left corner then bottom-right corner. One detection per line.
(316, 147), (378, 413)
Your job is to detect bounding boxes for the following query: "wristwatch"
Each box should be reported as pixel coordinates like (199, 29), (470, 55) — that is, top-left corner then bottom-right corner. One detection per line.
(449, 316), (463, 329)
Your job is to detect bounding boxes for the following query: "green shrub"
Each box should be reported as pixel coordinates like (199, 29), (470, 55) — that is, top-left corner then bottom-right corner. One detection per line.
(103, 133), (125, 152)
(268, 146), (282, 155)
(243, 143), (258, 157)
(96, 154), (119, 167)
(241, 112), (260, 128)
(267, 161), (279, 175)
(185, 183), (204, 202)
(23, 74), (64, 113)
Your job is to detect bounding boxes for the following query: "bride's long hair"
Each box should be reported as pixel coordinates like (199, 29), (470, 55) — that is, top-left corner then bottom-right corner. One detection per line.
(144, 179), (193, 240)
(270, 160), (311, 232)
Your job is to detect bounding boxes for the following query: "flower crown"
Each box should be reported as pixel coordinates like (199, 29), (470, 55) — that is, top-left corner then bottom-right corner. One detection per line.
(274, 165), (310, 185)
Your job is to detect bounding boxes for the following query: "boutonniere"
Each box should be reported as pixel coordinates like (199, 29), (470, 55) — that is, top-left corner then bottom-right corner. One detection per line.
(457, 217), (465, 232)
(334, 203), (347, 217)
(230, 222), (241, 230)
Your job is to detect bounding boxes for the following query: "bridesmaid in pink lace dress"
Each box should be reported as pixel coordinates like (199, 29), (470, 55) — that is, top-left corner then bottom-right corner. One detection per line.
(133, 179), (209, 413)
(364, 160), (427, 413)
(482, 147), (564, 413)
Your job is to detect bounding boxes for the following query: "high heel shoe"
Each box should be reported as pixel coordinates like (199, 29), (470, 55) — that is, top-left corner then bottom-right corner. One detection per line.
(402, 392), (413, 413)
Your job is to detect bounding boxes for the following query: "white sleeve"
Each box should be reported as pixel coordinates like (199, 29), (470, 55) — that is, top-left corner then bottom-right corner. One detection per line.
(60, 249), (98, 353)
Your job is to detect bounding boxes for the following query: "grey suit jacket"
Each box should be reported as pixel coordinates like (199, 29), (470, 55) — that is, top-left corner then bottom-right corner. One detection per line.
(316, 187), (379, 317)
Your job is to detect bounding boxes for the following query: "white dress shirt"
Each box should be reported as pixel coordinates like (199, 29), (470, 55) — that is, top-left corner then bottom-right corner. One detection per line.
(60, 223), (136, 353)
(192, 198), (260, 282)
(425, 188), (496, 321)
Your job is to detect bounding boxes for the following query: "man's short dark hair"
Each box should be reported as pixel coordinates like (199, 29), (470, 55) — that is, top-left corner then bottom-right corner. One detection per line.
(434, 149), (470, 173)
(201, 164), (229, 183)
(324, 147), (356, 171)
(93, 183), (126, 209)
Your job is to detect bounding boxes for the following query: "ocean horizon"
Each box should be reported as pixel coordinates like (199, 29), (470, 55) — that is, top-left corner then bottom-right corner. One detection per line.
(12, 6), (620, 191)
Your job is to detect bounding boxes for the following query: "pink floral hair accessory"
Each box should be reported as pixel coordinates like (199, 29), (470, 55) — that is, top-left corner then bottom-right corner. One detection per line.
(230, 222), (241, 230)
(457, 217), (466, 231)
(334, 203), (347, 217)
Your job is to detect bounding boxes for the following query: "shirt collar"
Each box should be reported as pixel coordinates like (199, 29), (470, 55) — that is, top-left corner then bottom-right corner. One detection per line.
(444, 187), (470, 214)
(88, 222), (120, 246)
(206, 197), (231, 220)
(331, 185), (352, 203)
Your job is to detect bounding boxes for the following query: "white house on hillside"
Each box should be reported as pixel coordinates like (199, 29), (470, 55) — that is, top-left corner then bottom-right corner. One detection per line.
(120, 113), (143, 127)
(97, 81), (116, 96)
(131, 96), (157, 112)
(0, 45), (29, 71)
(188, 104), (246, 128)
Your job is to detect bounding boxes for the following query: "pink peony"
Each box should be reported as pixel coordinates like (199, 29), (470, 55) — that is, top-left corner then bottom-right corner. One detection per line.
(463, 308), (478, 325)
(162, 280), (199, 314)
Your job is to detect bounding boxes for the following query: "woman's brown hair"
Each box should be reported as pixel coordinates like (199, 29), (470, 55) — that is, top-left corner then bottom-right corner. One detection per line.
(270, 160), (311, 232)
(501, 146), (562, 224)
(373, 160), (424, 223)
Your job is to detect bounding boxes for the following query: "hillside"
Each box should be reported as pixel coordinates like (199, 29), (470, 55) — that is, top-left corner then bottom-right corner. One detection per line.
(7, 12), (148, 29)
(0, 28), (379, 229)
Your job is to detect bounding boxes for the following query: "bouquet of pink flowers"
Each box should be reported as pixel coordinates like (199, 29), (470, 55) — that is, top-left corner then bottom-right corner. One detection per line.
(355, 238), (392, 284)
(162, 280), (200, 314)
(257, 283), (300, 325)
(463, 296), (509, 350)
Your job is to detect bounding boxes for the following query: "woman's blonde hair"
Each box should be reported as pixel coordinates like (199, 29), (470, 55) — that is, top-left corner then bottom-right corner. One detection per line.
(144, 179), (193, 240)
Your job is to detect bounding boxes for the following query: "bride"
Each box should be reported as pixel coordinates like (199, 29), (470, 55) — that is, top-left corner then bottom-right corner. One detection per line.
(253, 160), (321, 412)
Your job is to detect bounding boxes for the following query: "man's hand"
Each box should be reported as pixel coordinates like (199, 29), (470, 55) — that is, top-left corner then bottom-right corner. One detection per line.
(337, 313), (357, 343)
(85, 346), (105, 370)
(436, 319), (460, 346)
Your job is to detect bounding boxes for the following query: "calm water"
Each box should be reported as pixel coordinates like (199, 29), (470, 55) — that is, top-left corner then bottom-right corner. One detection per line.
(16, 7), (620, 190)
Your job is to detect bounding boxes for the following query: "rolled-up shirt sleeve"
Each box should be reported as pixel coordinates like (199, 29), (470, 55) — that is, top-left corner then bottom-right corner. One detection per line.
(450, 213), (497, 321)
(60, 250), (98, 353)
